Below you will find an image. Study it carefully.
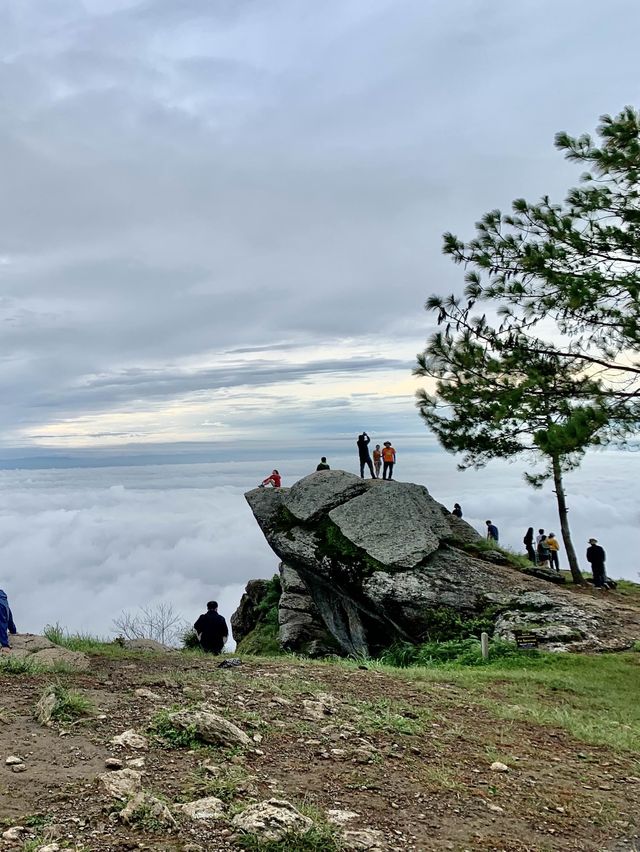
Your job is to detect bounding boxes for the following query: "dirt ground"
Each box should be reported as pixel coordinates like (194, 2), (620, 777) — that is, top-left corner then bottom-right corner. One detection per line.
(1, 650), (639, 852)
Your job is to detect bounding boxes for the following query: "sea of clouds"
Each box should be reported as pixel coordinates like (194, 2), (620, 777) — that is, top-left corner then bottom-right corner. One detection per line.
(0, 449), (638, 642)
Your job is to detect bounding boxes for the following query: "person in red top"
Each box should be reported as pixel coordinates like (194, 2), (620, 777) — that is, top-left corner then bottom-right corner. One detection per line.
(260, 470), (281, 488)
(381, 442), (396, 480)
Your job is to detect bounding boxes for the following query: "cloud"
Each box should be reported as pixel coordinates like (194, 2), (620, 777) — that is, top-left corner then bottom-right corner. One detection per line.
(1, 448), (637, 645)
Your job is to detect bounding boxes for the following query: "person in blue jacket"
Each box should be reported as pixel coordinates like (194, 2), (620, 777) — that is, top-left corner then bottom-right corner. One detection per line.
(0, 589), (17, 653)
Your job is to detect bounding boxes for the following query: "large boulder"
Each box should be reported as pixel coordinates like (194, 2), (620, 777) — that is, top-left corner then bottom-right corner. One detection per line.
(243, 472), (640, 655)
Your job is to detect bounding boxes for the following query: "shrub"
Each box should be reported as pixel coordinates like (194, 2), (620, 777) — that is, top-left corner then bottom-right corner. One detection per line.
(379, 638), (537, 668)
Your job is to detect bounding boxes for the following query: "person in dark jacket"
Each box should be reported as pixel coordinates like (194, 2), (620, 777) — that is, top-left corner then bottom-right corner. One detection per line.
(586, 538), (607, 588)
(194, 601), (229, 654)
(0, 589), (17, 653)
(452, 503), (463, 518)
(523, 527), (535, 562)
(356, 432), (375, 479)
(316, 457), (330, 471)
(485, 520), (499, 542)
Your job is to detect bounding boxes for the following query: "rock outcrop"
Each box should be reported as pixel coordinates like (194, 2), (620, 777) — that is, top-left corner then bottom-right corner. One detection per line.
(9, 634), (89, 670)
(240, 470), (640, 655)
(230, 579), (271, 645)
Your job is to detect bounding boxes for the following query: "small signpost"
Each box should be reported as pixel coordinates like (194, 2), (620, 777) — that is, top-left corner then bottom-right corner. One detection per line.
(480, 631), (489, 660)
(514, 630), (539, 650)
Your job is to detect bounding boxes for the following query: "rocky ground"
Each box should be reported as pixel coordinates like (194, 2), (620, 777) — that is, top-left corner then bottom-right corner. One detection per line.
(1, 643), (639, 852)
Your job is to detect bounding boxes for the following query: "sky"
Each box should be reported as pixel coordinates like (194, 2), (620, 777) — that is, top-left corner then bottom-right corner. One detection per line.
(1, 0), (639, 449)
(0, 1), (639, 636)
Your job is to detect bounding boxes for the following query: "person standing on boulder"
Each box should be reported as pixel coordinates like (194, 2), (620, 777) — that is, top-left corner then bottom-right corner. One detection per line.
(316, 457), (330, 471)
(194, 601), (229, 655)
(586, 538), (607, 588)
(547, 533), (560, 572)
(0, 589), (17, 654)
(373, 444), (382, 478)
(523, 527), (535, 562)
(485, 520), (499, 542)
(381, 441), (396, 480)
(357, 432), (375, 479)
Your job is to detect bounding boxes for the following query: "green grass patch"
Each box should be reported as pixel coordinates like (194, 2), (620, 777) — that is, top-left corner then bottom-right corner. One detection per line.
(235, 826), (343, 852)
(182, 764), (251, 803)
(379, 638), (535, 668)
(405, 650), (640, 753)
(353, 697), (430, 736)
(44, 623), (125, 655)
(236, 620), (282, 656)
(0, 655), (43, 675)
(148, 708), (202, 749)
(39, 684), (95, 722)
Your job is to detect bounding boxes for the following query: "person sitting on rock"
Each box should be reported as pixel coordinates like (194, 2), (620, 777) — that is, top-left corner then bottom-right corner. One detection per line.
(259, 470), (281, 488)
(452, 503), (462, 518)
(316, 457), (330, 471)
(194, 601), (229, 655)
(0, 589), (17, 654)
(485, 520), (499, 542)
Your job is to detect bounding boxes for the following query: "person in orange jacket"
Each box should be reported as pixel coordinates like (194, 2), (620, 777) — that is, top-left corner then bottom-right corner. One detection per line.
(372, 444), (382, 478)
(259, 470), (281, 488)
(381, 441), (396, 480)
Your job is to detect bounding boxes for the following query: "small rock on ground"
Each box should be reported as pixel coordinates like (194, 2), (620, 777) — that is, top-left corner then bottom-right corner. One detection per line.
(232, 799), (313, 841)
(174, 796), (226, 820)
(169, 708), (251, 748)
(490, 761), (509, 773)
(98, 768), (143, 800)
(343, 828), (387, 851)
(110, 729), (149, 750)
(119, 792), (176, 827)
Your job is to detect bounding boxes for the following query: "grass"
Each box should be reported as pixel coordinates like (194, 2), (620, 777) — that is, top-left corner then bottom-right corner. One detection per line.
(379, 638), (531, 668)
(44, 623), (126, 655)
(405, 650), (640, 753)
(39, 684), (95, 722)
(182, 764), (251, 803)
(147, 708), (202, 749)
(0, 655), (43, 675)
(235, 827), (343, 852)
(353, 697), (430, 736)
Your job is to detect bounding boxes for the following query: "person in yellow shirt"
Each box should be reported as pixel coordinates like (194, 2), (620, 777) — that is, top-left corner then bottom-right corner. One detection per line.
(381, 441), (396, 480)
(546, 532), (560, 572)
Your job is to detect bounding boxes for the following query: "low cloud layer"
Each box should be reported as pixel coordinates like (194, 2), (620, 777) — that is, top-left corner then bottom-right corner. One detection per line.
(1, 449), (637, 643)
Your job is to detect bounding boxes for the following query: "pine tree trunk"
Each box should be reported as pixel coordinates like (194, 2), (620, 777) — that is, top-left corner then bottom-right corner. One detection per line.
(551, 454), (583, 584)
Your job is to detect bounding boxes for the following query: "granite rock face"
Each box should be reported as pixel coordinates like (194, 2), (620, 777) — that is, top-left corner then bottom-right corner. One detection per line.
(240, 471), (640, 656)
(230, 579), (270, 645)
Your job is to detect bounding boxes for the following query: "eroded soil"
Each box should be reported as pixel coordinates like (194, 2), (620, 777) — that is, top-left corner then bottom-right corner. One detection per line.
(1, 651), (639, 852)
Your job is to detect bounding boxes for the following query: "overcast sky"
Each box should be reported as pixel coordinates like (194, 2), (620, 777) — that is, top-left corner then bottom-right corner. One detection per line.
(1, 0), (639, 450)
